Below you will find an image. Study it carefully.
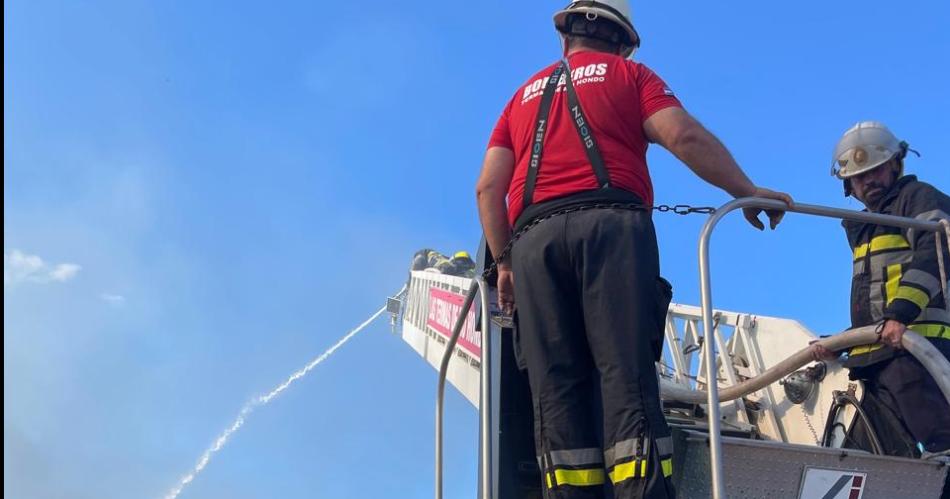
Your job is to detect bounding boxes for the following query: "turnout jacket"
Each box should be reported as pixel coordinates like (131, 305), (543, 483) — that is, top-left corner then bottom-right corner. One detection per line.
(843, 175), (950, 369)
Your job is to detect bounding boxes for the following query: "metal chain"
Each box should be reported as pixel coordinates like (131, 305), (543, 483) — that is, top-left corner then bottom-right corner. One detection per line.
(483, 202), (716, 279)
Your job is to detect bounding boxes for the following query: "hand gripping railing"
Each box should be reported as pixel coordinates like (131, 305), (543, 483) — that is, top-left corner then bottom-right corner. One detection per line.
(699, 197), (948, 499)
(435, 276), (493, 499)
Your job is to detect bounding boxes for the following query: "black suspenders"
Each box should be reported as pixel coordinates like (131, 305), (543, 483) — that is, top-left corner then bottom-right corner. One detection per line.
(522, 59), (613, 210)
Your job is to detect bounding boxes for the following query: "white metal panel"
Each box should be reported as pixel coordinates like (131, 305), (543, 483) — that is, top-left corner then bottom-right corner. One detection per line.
(402, 271), (482, 407)
(663, 304), (859, 446)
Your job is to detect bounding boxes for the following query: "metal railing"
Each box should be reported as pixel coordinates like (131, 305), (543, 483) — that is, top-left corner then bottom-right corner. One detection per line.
(435, 275), (492, 499)
(430, 198), (946, 499)
(698, 197), (947, 499)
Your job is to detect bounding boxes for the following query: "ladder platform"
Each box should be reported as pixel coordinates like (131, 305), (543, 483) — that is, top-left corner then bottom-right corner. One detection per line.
(672, 429), (949, 498)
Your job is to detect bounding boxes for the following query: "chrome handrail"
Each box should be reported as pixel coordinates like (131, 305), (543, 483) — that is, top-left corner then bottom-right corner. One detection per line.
(435, 276), (492, 499)
(698, 197), (945, 499)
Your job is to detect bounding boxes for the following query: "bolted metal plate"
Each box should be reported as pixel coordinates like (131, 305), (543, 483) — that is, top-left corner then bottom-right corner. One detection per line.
(673, 429), (948, 498)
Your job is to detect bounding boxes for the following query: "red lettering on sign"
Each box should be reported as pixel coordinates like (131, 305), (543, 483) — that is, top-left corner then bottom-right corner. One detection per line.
(427, 287), (481, 359)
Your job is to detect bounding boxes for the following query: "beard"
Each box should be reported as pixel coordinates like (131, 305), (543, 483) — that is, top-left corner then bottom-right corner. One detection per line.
(855, 168), (899, 210)
(859, 182), (888, 210)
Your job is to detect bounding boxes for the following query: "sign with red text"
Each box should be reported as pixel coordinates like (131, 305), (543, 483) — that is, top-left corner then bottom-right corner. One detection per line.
(427, 287), (481, 360)
(400, 272), (483, 407)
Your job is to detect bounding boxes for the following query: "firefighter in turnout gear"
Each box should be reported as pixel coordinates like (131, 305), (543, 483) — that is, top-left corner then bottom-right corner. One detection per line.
(476, 1), (791, 497)
(815, 121), (950, 457)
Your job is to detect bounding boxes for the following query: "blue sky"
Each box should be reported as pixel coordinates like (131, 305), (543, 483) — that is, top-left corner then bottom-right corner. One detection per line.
(4, 1), (949, 498)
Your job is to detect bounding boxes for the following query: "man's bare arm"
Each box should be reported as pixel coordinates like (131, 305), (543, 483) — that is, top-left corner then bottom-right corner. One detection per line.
(476, 146), (517, 312)
(476, 146), (516, 266)
(644, 107), (792, 229)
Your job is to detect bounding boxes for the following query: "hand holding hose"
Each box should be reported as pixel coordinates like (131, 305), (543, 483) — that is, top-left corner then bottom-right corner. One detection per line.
(880, 319), (907, 349)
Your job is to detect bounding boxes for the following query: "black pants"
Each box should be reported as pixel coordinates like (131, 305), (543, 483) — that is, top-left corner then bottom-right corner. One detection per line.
(848, 341), (950, 456)
(512, 208), (674, 499)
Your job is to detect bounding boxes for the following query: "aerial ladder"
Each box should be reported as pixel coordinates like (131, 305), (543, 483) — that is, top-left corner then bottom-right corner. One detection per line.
(388, 198), (950, 499)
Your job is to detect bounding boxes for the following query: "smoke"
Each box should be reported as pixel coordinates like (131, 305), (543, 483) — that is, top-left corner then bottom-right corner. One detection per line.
(163, 306), (387, 499)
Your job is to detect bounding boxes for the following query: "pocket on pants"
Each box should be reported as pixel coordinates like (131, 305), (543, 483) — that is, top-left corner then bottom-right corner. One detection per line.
(652, 277), (673, 362)
(512, 310), (528, 371)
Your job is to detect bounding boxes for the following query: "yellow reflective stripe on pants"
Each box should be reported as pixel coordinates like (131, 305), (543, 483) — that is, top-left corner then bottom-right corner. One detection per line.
(909, 323), (950, 340)
(546, 468), (606, 488)
(608, 458), (674, 484)
(853, 234), (911, 261)
(608, 459), (645, 484)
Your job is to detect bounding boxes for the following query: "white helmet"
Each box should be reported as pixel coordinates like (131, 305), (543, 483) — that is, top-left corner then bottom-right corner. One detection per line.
(831, 121), (909, 180)
(554, 0), (641, 58)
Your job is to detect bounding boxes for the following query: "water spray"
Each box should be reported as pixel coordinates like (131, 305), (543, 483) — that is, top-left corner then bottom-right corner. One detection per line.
(163, 305), (388, 499)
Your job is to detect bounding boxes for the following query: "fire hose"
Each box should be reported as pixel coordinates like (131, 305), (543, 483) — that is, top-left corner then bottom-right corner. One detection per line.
(659, 325), (950, 406)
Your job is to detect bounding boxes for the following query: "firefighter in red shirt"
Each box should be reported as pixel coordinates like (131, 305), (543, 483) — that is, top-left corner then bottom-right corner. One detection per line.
(475, 2), (791, 498)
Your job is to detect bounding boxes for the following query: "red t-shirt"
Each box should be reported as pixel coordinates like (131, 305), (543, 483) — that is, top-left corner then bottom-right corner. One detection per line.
(488, 51), (682, 226)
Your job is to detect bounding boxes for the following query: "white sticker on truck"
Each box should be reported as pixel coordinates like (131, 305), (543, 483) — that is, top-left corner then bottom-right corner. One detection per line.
(798, 467), (866, 499)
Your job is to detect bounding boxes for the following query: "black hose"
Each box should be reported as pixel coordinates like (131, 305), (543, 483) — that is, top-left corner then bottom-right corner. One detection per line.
(819, 394), (843, 448)
(819, 400), (858, 449)
(820, 391), (884, 455)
